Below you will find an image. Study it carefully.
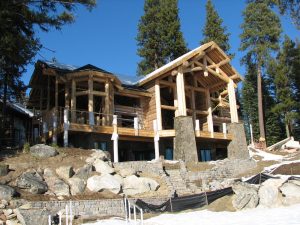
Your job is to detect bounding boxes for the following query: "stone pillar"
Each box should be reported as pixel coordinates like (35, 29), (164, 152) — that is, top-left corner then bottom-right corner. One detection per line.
(227, 123), (249, 159)
(174, 116), (198, 162)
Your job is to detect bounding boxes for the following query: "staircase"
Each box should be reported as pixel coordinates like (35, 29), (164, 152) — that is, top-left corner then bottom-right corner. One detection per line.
(165, 169), (191, 196)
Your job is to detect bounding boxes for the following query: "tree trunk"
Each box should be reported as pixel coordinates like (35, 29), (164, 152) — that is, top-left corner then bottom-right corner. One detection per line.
(257, 66), (266, 141)
(285, 115), (290, 138)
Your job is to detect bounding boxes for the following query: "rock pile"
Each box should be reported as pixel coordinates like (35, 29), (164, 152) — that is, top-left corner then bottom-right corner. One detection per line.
(1, 146), (160, 202)
(232, 177), (300, 210)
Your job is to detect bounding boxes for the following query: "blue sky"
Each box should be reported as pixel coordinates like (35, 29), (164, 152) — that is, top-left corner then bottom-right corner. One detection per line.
(23, 0), (300, 88)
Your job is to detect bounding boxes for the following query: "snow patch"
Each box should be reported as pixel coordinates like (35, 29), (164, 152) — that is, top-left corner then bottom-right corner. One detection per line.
(84, 204), (300, 225)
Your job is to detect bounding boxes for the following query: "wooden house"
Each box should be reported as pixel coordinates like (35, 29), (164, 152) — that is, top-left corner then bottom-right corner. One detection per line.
(0, 100), (34, 148)
(28, 42), (243, 162)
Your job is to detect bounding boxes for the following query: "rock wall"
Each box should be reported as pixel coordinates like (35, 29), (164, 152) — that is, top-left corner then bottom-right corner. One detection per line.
(187, 159), (257, 183)
(227, 123), (249, 159)
(28, 197), (168, 217)
(113, 161), (164, 175)
(174, 116), (198, 162)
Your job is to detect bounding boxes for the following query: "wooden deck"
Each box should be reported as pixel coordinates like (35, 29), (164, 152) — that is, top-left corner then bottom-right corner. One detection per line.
(68, 123), (233, 140)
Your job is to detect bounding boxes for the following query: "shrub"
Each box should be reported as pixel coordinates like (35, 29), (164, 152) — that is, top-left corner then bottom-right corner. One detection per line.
(23, 142), (30, 153)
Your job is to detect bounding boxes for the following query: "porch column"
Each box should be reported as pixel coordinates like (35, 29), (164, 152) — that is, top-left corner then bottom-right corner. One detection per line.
(112, 115), (119, 163)
(155, 81), (162, 130)
(47, 75), (50, 110)
(63, 108), (69, 147)
(176, 68), (187, 116)
(153, 120), (160, 161)
(71, 79), (76, 123)
(55, 76), (58, 110)
(65, 82), (70, 109)
(206, 89), (214, 137)
(228, 79), (239, 123)
(88, 76), (94, 126)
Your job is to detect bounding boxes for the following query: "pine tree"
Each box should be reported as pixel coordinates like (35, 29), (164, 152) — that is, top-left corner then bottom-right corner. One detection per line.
(160, 0), (187, 62)
(268, 36), (299, 137)
(241, 60), (260, 142)
(201, 0), (231, 55)
(240, 2), (281, 144)
(0, 0), (95, 126)
(137, 0), (187, 76)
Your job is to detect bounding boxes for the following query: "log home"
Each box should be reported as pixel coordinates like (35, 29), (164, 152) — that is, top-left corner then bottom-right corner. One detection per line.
(28, 42), (244, 162)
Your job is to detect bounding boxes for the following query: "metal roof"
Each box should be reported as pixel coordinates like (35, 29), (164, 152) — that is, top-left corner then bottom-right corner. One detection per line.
(0, 100), (33, 117)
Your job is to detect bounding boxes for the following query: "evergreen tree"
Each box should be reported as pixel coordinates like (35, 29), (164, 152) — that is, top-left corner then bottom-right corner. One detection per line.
(240, 2), (281, 144)
(241, 60), (260, 141)
(160, 0), (188, 62)
(0, 0), (95, 115)
(137, 0), (187, 76)
(268, 36), (299, 137)
(201, 0), (231, 55)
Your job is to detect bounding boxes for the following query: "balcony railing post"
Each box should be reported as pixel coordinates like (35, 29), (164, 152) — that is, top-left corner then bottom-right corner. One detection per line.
(134, 117), (139, 136)
(222, 123), (227, 139)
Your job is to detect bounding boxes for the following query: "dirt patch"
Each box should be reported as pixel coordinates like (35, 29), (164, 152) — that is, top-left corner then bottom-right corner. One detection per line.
(272, 162), (300, 175)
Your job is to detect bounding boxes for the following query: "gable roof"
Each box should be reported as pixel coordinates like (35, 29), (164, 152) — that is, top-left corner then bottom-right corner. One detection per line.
(136, 41), (242, 86)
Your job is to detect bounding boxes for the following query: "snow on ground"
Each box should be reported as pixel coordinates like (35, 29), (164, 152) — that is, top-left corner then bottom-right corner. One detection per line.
(84, 204), (300, 225)
(249, 147), (284, 161)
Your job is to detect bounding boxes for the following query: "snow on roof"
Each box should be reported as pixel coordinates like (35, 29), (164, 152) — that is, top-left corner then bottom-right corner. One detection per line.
(42, 60), (78, 71)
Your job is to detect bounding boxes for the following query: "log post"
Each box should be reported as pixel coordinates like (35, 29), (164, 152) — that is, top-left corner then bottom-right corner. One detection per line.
(55, 76), (58, 110)
(111, 115), (119, 163)
(153, 120), (160, 161)
(52, 111), (57, 145)
(195, 119), (200, 136)
(134, 117), (139, 136)
(47, 75), (50, 110)
(228, 79), (239, 123)
(223, 123), (227, 139)
(176, 68), (187, 116)
(155, 81), (162, 130)
(88, 76), (94, 126)
(63, 108), (69, 147)
(206, 89), (214, 138)
(71, 79), (76, 123)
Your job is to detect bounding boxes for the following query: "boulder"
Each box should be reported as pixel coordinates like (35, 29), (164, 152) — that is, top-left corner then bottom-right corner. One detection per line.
(140, 177), (160, 191)
(91, 150), (110, 160)
(45, 177), (70, 196)
(30, 144), (58, 158)
(232, 182), (259, 210)
(123, 175), (150, 196)
(113, 174), (124, 186)
(0, 185), (17, 201)
(43, 168), (55, 178)
(16, 171), (47, 194)
(93, 160), (115, 174)
(258, 178), (287, 207)
(68, 177), (86, 195)
(280, 182), (300, 197)
(5, 220), (19, 225)
(87, 174), (121, 194)
(119, 168), (136, 178)
(56, 166), (74, 180)
(0, 164), (8, 176)
(74, 165), (93, 180)
(15, 208), (51, 225)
